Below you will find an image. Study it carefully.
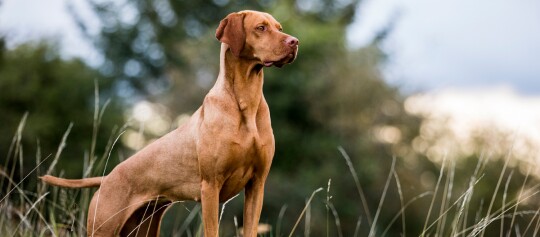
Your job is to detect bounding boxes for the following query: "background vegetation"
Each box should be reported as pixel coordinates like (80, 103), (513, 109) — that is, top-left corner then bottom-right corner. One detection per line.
(1, 0), (540, 236)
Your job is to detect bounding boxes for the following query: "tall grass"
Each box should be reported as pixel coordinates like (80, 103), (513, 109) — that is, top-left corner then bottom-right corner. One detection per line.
(2, 98), (540, 236)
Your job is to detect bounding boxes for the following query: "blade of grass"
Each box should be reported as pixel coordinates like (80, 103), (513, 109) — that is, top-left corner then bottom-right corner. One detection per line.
(326, 179), (331, 237)
(3, 113), (28, 213)
(424, 175), (487, 235)
(353, 216), (362, 237)
(522, 207), (540, 235)
(381, 192), (432, 237)
(9, 192), (54, 237)
(420, 154), (447, 237)
(480, 134), (518, 237)
(451, 152), (486, 237)
(436, 158), (455, 236)
(368, 156), (395, 237)
(126, 200), (180, 237)
(456, 183), (540, 236)
(288, 187), (323, 237)
(89, 80), (100, 169)
(393, 170), (406, 237)
(327, 201), (343, 237)
(45, 123), (73, 176)
(87, 80), (111, 175)
(234, 216), (240, 237)
(17, 136), (24, 210)
(509, 163), (533, 233)
(275, 204), (288, 237)
(5, 113), (27, 164)
(0, 154), (52, 204)
(532, 208), (540, 236)
(304, 197), (311, 237)
(178, 204), (201, 237)
(338, 146), (373, 227)
(134, 198), (155, 237)
(219, 194), (239, 224)
(501, 169), (514, 237)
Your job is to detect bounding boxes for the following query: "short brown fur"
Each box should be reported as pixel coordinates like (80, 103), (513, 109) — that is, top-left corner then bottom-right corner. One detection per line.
(41, 10), (298, 237)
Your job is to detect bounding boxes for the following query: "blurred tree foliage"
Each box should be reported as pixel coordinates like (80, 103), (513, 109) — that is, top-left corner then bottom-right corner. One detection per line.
(75, 0), (428, 235)
(0, 40), (124, 179)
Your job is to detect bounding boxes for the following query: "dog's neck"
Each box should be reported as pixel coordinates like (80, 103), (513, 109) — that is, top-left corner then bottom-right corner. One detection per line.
(215, 43), (265, 117)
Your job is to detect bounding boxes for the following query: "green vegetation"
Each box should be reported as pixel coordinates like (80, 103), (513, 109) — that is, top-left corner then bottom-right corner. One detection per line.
(2, 116), (539, 236)
(1, 0), (540, 236)
(0, 41), (124, 178)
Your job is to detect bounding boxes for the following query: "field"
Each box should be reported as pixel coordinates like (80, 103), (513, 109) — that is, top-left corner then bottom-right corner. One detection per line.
(2, 114), (540, 237)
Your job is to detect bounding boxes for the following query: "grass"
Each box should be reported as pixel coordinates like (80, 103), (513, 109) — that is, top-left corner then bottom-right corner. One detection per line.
(2, 92), (540, 236)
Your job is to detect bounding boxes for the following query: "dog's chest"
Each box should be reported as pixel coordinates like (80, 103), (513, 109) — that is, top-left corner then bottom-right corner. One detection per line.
(218, 130), (272, 201)
(198, 98), (274, 200)
(227, 129), (271, 166)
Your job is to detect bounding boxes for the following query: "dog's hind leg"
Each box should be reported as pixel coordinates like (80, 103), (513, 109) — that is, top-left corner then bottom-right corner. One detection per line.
(120, 199), (172, 237)
(85, 188), (127, 237)
(86, 188), (171, 237)
(85, 186), (147, 237)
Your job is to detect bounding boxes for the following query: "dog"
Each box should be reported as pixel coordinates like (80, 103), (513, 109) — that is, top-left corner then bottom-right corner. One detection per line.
(41, 10), (298, 237)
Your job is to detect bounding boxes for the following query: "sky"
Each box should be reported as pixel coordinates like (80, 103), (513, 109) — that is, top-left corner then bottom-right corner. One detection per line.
(0, 0), (101, 66)
(347, 0), (540, 95)
(1, 0), (538, 95)
(1, 0), (540, 157)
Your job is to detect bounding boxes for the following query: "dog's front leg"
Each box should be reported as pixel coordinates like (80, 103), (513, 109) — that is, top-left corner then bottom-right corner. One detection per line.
(242, 176), (266, 237)
(201, 180), (220, 237)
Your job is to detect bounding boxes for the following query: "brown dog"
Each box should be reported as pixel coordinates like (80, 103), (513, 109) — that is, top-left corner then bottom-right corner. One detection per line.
(40, 10), (298, 237)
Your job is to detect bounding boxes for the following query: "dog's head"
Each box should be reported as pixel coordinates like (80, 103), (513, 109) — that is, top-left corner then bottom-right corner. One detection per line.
(215, 10), (299, 68)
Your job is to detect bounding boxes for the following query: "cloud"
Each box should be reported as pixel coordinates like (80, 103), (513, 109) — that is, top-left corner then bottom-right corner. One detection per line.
(347, 0), (540, 95)
(405, 87), (540, 162)
(0, 0), (102, 66)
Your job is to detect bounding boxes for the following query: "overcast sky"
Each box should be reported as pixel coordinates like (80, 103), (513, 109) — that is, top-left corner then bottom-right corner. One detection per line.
(0, 0), (100, 65)
(1, 0), (539, 95)
(348, 0), (540, 95)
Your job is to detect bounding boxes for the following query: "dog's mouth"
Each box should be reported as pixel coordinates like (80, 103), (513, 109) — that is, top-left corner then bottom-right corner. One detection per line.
(263, 47), (298, 68)
(263, 53), (295, 68)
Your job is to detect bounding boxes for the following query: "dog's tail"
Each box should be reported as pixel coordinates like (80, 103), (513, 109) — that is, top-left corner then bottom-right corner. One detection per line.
(40, 175), (102, 188)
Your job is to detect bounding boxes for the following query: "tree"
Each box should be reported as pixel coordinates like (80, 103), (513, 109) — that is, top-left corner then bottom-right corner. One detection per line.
(70, 0), (426, 235)
(0, 40), (124, 179)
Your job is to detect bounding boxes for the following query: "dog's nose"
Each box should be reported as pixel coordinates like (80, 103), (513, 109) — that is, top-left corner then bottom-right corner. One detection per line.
(285, 36), (299, 47)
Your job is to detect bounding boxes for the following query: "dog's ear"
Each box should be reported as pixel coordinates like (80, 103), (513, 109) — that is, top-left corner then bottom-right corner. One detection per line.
(216, 12), (245, 57)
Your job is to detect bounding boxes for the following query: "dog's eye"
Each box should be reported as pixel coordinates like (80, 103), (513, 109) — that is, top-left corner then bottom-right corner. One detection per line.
(256, 26), (266, 31)
(278, 28), (283, 32)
